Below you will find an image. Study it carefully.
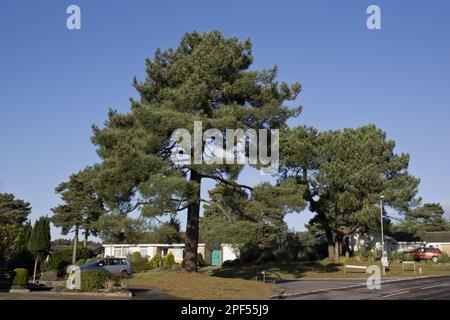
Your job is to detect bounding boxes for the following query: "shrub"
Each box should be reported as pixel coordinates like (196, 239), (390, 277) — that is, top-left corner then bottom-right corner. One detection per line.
(80, 270), (110, 291)
(162, 252), (175, 269)
(148, 255), (164, 270)
(45, 249), (72, 276)
(77, 247), (94, 260)
(256, 251), (273, 264)
(354, 249), (376, 262)
(197, 253), (206, 267)
(12, 268), (28, 287)
(130, 252), (141, 263)
(132, 259), (151, 273)
(438, 252), (450, 263)
(221, 259), (240, 267)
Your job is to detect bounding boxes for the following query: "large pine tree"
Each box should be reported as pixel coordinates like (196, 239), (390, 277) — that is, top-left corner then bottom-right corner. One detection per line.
(280, 125), (420, 260)
(91, 30), (302, 271)
(51, 166), (106, 264)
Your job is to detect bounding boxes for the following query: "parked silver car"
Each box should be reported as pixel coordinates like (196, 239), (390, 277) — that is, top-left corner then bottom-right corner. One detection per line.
(80, 258), (132, 276)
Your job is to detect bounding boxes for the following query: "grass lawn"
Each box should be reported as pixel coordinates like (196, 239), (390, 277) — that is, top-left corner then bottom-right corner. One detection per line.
(205, 260), (450, 280)
(129, 270), (276, 300)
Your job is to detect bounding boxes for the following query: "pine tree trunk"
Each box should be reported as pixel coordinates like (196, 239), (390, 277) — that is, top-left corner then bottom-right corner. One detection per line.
(72, 226), (79, 265)
(32, 259), (38, 283)
(83, 231), (89, 247)
(334, 237), (341, 262)
(184, 170), (201, 272)
(325, 230), (335, 260)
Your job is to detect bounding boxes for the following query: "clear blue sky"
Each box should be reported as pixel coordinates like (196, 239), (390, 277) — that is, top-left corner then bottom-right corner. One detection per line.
(1, 0), (449, 240)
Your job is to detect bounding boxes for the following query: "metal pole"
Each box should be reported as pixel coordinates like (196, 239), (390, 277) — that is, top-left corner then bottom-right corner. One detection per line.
(380, 196), (385, 275)
(380, 197), (384, 253)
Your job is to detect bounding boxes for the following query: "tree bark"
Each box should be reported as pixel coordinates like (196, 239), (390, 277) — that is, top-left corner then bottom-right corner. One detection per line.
(72, 226), (79, 265)
(334, 236), (342, 262)
(183, 170), (202, 272)
(83, 231), (89, 247)
(325, 229), (335, 260)
(32, 259), (38, 283)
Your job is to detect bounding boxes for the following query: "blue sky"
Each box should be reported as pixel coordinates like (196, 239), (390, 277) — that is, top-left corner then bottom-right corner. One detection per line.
(1, 0), (449, 239)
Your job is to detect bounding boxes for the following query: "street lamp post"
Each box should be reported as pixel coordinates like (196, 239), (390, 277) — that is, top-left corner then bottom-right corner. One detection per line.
(380, 196), (385, 275)
(380, 196), (385, 253)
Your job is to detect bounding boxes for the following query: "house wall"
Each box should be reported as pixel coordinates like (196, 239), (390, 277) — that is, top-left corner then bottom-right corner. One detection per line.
(221, 244), (238, 262)
(349, 232), (396, 256)
(102, 243), (207, 263)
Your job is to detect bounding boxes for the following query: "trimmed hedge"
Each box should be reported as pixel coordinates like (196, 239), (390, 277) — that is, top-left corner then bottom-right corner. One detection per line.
(12, 268), (28, 287)
(80, 270), (110, 291)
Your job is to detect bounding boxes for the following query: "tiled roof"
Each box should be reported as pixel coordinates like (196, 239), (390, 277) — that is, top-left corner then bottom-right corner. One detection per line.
(419, 231), (450, 243)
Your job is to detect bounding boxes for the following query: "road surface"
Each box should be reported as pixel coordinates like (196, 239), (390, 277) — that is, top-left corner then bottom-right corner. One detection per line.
(277, 276), (450, 300)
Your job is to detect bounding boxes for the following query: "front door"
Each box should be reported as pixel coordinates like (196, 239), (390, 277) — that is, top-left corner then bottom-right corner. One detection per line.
(211, 250), (221, 266)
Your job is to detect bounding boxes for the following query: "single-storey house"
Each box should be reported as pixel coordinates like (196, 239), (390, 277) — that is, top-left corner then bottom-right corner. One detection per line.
(349, 229), (398, 256)
(419, 231), (450, 254)
(102, 243), (238, 265)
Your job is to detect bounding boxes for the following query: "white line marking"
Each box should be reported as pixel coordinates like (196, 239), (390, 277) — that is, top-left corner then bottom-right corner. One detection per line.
(382, 290), (409, 298)
(420, 283), (449, 290)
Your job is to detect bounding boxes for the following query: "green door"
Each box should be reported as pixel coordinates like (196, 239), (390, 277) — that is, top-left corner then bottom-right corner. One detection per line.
(211, 250), (221, 266)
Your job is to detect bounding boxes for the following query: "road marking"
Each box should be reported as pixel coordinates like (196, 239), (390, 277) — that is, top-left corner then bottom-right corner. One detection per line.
(420, 283), (449, 290)
(382, 290), (409, 298)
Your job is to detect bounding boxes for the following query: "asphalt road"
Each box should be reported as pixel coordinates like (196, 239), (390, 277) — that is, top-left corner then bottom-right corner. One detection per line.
(278, 276), (450, 300)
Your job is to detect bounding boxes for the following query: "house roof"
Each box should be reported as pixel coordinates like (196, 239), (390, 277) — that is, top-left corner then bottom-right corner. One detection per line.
(419, 231), (450, 243)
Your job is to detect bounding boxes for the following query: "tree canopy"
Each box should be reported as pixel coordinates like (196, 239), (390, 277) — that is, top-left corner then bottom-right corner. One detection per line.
(0, 193), (31, 226)
(280, 124), (420, 259)
(51, 166), (106, 242)
(396, 203), (450, 233)
(91, 30), (302, 270)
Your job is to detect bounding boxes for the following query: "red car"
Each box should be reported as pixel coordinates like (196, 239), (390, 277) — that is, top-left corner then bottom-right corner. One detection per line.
(411, 247), (441, 262)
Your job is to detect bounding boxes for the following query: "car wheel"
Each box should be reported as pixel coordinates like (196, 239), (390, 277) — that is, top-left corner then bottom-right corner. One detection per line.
(121, 270), (129, 277)
(431, 256), (438, 263)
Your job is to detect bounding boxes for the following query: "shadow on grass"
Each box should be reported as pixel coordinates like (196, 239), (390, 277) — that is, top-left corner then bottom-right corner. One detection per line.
(209, 261), (342, 281)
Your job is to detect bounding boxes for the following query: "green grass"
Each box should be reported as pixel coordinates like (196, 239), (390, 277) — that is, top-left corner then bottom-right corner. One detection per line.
(129, 270), (275, 300)
(128, 260), (450, 299)
(204, 260), (450, 280)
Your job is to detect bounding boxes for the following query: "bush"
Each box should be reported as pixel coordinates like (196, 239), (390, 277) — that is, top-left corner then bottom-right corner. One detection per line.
(438, 252), (450, 263)
(45, 249), (72, 276)
(256, 251), (274, 264)
(130, 252), (141, 263)
(77, 247), (94, 260)
(354, 249), (377, 262)
(80, 270), (110, 291)
(221, 259), (240, 267)
(148, 255), (164, 270)
(163, 252), (176, 269)
(197, 253), (206, 267)
(12, 268), (28, 287)
(391, 251), (414, 263)
(132, 259), (151, 273)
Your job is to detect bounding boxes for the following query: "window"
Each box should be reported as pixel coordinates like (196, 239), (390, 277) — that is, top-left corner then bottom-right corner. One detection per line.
(162, 248), (168, 257)
(123, 247), (130, 257)
(140, 247), (148, 257)
(114, 247), (122, 257)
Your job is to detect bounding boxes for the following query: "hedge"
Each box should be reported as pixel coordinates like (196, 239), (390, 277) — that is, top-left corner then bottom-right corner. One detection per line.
(12, 268), (28, 287)
(80, 270), (110, 291)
